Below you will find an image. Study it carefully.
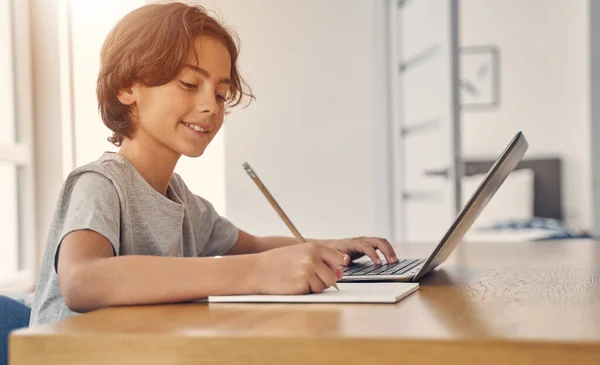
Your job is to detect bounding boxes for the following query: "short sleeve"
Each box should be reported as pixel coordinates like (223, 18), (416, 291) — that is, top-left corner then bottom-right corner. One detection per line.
(55, 171), (121, 269)
(197, 196), (239, 257)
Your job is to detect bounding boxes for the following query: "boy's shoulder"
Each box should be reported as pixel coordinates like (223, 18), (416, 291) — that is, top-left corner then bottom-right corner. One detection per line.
(66, 152), (138, 186)
(62, 153), (212, 210)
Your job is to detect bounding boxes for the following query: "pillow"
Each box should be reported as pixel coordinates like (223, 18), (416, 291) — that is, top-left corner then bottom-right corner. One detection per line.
(461, 168), (534, 227)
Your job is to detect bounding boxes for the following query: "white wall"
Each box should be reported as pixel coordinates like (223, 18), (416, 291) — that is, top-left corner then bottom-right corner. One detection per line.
(0, 0), (66, 285)
(30, 0), (64, 276)
(69, 0), (129, 168)
(460, 0), (591, 231)
(202, 0), (392, 239)
(591, 0), (600, 236)
(0, 0), (18, 278)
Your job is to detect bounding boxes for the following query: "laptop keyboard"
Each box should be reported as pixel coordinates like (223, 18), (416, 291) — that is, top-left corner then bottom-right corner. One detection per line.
(342, 259), (425, 276)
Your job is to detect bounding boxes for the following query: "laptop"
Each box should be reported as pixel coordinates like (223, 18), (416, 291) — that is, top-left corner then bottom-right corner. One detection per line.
(340, 131), (529, 282)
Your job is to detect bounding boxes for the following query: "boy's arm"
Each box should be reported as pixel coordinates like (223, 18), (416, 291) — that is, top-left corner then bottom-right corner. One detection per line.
(225, 230), (398, 265)
(57, 229), (261, 313)
(58, 228), (345, 312)
(224, 230), (300, 255)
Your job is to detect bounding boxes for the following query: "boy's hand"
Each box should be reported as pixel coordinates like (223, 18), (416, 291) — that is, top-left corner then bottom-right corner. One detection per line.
(254, 243), (349, 294)
(318, 237), (399, 265)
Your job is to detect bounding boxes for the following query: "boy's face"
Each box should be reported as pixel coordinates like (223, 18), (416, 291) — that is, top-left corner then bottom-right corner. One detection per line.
(119, 36), (232, 158)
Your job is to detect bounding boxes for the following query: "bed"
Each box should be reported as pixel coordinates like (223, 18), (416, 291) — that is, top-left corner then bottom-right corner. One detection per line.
(461, 157), (585, 241)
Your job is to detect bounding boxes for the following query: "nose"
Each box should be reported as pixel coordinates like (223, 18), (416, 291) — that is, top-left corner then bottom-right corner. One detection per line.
(196, 92), (219, 116)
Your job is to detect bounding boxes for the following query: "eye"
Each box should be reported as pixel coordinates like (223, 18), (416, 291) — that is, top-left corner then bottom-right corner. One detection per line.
(179, 80), (197, 90)
(216, 94), (227, 103)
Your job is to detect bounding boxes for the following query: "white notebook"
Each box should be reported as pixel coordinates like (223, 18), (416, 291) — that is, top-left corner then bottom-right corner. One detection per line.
(207, 282), (419, 304)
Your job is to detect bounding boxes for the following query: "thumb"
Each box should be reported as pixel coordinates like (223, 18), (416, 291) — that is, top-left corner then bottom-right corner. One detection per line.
(321, 246), (348, 268)
(342, 254), (350, 266)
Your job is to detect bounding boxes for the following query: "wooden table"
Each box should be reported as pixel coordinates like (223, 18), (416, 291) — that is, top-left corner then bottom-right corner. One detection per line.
(10, 240), (600, 364)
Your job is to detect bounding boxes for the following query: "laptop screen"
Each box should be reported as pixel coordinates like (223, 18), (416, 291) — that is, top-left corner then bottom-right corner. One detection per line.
(413, 131), (529, 280)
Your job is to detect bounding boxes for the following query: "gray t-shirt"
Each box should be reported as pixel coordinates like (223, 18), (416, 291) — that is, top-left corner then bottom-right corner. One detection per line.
(29, 152), (239, 326)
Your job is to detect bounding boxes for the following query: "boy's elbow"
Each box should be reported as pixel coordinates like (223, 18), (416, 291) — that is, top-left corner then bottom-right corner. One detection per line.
(58, 265), (106, 313)
(62, 290), (90, 313)
(62, 289), (95, 313)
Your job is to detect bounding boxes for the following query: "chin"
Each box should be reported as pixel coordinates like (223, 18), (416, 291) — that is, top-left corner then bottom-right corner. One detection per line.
(176, 137), (212, 158)
(181, 148), (207, 158)
(179, 146), (206, 157)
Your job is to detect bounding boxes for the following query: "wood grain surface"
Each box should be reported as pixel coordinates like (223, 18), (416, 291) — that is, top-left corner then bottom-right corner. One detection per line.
(10, 240), (600, 365)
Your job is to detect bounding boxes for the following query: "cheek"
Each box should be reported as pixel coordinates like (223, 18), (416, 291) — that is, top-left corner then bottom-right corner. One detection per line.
(139, 88), (193, 120)
(161, 92), (194, 117)
(215, 109), (226, 129)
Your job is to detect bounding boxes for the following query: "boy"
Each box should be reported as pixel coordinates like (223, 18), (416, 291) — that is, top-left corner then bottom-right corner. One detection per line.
(30, 2), (398, 326)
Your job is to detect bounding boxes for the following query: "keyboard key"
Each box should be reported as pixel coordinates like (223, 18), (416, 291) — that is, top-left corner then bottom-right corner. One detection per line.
(366, 264), (400, 275)
(345, 262), (373, 270)
(378, 260), (416, 275)
(343, 265), (369, 275)
(343, 259), (426, 276)
(391, 260), (424, 275)
(349, 264), (380, 276)
(364, 260), (408, 275)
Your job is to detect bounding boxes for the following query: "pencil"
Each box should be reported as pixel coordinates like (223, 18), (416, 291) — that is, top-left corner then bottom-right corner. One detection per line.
(242, 162), (340, 291)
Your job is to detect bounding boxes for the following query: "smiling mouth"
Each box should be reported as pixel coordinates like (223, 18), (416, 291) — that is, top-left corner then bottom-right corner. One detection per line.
(182, 122), (209, 134)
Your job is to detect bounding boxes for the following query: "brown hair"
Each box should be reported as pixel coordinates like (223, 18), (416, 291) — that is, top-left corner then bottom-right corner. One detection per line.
(97, 2), (254, 146)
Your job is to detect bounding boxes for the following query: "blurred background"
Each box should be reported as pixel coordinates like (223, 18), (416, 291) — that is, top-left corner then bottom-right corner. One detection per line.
(0, 0), (597, 289)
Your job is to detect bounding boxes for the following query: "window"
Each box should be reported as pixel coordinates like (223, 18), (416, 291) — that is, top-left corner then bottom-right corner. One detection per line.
(0, 0), (36, 286)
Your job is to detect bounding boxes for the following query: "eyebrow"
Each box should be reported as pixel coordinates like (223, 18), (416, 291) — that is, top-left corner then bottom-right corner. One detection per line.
(183, 64), (231, 85)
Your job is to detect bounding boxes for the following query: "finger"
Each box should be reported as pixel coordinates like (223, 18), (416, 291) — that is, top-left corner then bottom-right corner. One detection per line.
(308, 271), (328, 293)
(336, 267), (344, 280)
(313, 260), (338, 292)
(342, 254), (351, 266)
(356, 240), (381, 265)
(369, 237), (398, 263)
(318, 245), (347, 270)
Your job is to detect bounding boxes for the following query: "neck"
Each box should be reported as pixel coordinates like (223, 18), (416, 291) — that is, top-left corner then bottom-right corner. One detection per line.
(118, 138), (180, 196)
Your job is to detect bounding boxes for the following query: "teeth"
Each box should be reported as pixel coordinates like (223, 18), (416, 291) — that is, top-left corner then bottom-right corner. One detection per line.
(185, 123), (208, 133)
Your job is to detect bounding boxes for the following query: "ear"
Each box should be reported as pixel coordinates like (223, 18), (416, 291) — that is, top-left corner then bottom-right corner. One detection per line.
(117, 84), (138, 105)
